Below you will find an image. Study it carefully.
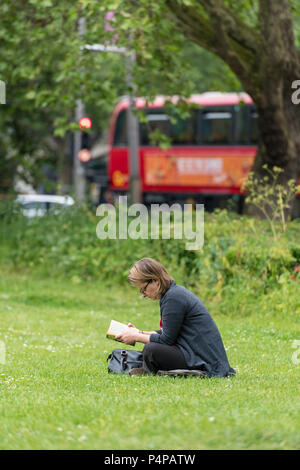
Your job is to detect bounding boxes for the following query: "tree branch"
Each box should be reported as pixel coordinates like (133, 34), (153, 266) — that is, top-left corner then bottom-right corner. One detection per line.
(198, 0), (260, 55)
(165, 0), (260, 91)
(164, 0), (217, 54)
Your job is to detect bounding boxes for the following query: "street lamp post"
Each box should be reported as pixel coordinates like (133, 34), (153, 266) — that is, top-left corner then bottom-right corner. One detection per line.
(125, 47), (141, 205)
(73, 16), (86, 204)
(74, 98), (87, 203)
(81, 43), (141, 204)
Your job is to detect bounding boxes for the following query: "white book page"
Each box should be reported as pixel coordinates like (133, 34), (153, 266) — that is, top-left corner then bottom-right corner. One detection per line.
(108, 320), (138, 335)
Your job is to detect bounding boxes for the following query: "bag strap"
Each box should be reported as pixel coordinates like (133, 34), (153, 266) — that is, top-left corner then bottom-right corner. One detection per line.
(121, 350), (128, 370)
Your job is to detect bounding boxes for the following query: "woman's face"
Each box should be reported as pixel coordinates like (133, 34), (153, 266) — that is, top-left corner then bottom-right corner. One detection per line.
(129, 267), (161, 300)
(139, 279), (161, 300)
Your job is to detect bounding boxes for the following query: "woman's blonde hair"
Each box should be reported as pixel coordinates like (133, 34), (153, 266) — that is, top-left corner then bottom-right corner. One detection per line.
(128, 258), (173, 295)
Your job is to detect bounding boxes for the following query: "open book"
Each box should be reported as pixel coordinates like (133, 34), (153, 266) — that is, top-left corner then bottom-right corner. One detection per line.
(106, 320), (138, 344)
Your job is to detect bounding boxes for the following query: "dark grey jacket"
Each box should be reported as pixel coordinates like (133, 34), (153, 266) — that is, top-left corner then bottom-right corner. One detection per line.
(150, 281), (235, 377)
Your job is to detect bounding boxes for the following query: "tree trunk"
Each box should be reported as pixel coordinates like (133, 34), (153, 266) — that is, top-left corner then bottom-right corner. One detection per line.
(244, 80), (300, 217)
(243, 0), (300, 216)
(253, 2), (299, 173)
(252, 102), (300, 180)
(165, 0), (300, 218)
(252, 103), (299, 175)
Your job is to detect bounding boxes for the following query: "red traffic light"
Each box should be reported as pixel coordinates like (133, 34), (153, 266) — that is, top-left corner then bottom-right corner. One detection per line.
(78, 117), (92, 130)
(78, 149), (91, 162)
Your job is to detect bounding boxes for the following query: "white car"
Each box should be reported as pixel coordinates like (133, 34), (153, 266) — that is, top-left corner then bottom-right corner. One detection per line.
(16, 194), (75, 217)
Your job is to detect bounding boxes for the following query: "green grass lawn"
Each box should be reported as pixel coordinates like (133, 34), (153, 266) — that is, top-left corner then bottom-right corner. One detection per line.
(0, 266), (299, 450)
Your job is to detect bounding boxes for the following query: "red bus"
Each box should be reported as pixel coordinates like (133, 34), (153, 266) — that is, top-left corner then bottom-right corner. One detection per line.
(107, 92), (258, 210)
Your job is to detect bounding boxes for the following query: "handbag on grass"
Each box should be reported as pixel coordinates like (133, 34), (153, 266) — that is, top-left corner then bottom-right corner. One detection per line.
(107, 349), (143, 374)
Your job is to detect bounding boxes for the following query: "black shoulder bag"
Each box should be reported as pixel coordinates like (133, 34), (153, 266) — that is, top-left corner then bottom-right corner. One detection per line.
(106, 349), (143, 374)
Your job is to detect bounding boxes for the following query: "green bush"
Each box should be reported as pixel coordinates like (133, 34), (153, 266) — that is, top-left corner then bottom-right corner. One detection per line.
(0, 203), (299, 315)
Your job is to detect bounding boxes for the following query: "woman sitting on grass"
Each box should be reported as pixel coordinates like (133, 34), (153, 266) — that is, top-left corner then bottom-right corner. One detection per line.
(116, 257), (236, 377)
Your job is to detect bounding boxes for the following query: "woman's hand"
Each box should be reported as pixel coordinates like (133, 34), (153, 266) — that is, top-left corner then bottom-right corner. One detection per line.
(115, 329), (137, 345)
(127, 322), (136, 329)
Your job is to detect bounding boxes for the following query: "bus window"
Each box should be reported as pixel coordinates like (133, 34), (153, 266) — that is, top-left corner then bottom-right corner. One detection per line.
(234, 105), (248, 144)
(170, 110), (197, 145)
(113, 109), (127, 146)
(201, 107), (233, 144)
(249, 107), (258, 144)
(140, 109), (170, 145)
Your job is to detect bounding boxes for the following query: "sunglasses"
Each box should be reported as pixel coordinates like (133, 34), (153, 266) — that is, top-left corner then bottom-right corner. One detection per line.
(140, 279), (152, 295)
